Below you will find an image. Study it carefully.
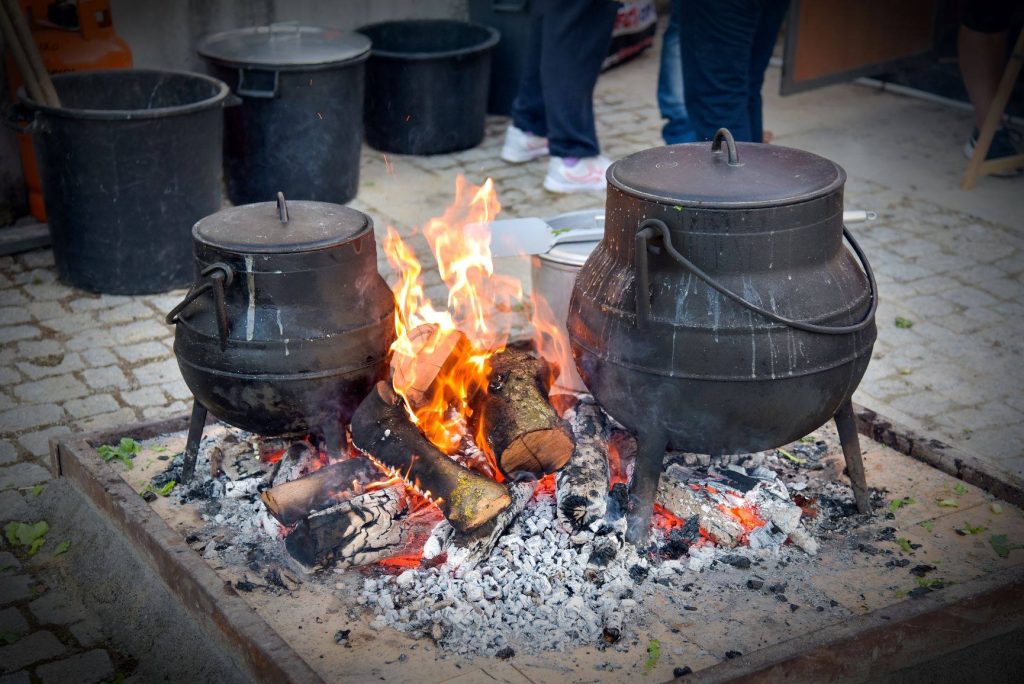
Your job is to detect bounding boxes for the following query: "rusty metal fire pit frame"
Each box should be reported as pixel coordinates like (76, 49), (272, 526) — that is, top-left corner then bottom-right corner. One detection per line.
(49, 404), (1024, 684)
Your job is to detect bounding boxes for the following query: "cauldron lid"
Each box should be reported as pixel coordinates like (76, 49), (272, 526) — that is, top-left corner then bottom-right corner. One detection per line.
(193, 198), (370, 254)
(198, 24), (371, 70)
(608, 138), (845, 209)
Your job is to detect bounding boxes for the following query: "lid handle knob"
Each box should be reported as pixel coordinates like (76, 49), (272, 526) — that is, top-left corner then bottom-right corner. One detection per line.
(711, 128), (743, 167)
(277, 191), (289, 224)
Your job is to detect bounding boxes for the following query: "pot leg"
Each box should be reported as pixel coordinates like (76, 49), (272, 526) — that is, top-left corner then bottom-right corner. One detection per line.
(181, 400), (208, 482)
(625, 430), (668, 546)
(834, 399), (870, 514)
(317, 420), (347, 459)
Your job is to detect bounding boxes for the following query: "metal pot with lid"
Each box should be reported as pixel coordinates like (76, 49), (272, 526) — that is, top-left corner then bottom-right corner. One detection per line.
(167, 194), (394, 477)
(567, 129), (878, 543)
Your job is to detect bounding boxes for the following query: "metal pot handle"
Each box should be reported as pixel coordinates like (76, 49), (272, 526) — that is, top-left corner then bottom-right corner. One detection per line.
(711, 127), (743, 166)
(634, 218), (878, 335)
(165, 263), (235, 349)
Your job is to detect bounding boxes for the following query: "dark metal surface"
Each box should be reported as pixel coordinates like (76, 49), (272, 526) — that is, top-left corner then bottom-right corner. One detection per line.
(168, 200), (394, 448)
(569, 134), (877, 543)
(197, 24), (371, 70)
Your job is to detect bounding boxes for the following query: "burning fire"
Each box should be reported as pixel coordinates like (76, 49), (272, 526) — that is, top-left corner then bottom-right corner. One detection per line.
(383, 176), (523, 467)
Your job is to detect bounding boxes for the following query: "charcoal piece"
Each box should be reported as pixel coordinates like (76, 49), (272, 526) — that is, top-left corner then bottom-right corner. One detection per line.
(789, 603), (799, 612)
(709, 468), (762, 493)
(628, 564), (649, 583)
(768, 582), (787, 594)
(264, 568), (287, 589)
(590, 537), (618, 567)
(141, 490), (157, 503)
(674, 666), (693, 677)
(857, 543), (881, 555)
(774, 594), (788, 602)
(908, 586), (933, 598)
(334, 629), (350, 644)
(876, 526), (898, 541)
(234, 579), (257, 592)
(725, 651), (742, 659)
(723, 554), (751, 569)
(608, 482), (629, 517)
(495, 646), (515, 660)
(910, 564), (936, 577)
(602, 628), (621, 644)
(746, 578), (764, 590)
(886, 558), (911, 568)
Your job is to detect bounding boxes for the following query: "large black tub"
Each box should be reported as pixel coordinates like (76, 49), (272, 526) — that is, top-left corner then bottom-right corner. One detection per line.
(358, 20), (499, 155)
(198, 24), (371, 205)
(21, 69), (228, 294)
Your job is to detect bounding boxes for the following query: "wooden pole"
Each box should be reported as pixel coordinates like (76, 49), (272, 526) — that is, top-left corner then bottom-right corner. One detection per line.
(2, 0), (58, 107)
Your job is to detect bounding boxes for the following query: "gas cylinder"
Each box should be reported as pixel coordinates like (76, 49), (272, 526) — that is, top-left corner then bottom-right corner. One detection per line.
(4, 0), (132, 220)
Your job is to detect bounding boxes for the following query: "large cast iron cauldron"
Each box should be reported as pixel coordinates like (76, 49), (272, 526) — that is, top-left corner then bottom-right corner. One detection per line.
(567, 130), (878, 543)
(167, 195), (394, 476)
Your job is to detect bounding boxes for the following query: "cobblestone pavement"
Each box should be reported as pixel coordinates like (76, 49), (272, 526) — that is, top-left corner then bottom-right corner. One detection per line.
(0, 29), (1022, 681)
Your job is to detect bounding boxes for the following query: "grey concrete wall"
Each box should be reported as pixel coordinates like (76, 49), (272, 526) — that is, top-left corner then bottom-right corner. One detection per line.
(111, 0), (469, 72)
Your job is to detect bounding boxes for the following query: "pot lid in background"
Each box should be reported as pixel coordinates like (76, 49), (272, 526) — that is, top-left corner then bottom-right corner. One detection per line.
(538, 209), (603, 267)
(197, 24), (371, 69)
(608, 138), (845, 209)
(193, 197), (370, 254)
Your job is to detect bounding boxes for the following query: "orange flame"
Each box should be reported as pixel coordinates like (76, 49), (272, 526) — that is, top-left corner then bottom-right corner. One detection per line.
(382, 177), (522, 471)
(530, 289), (575, 391)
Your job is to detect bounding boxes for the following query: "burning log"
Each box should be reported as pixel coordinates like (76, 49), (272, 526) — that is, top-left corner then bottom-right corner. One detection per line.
(260, 456), (380, 527)
(556, 400), (610, 529)
(350, 382), (512, 534)
(471, 348), (574, 477)
(389, 323), (470, 409)
(285, 486), (436, 569)
(423, 479), (538, 567)
(656, 464), (745, 547)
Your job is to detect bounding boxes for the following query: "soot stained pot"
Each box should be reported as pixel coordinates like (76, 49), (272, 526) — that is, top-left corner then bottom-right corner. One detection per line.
(567, 130), (878, 543)
(167, 195), (394, 474)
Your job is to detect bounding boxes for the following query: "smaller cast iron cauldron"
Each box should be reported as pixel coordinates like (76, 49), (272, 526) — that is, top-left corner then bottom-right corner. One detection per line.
(567, 130), (878, 544)
(167, 194), (394, 478)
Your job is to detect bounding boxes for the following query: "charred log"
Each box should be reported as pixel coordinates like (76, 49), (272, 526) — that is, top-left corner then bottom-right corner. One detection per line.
(656, 464), (744, 547)
(260, 456), (380, 527)
(471, 348), (574, 477)
(556, 400), (610, 529)
(285, 486), (435, 569)
(350, 382), (512, 533)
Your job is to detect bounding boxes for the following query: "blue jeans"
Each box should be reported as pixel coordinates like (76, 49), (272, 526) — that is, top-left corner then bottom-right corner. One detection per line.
(510, 0), (619, 158)
(657, 0), (697, 144)
(678, 0), (789, 142)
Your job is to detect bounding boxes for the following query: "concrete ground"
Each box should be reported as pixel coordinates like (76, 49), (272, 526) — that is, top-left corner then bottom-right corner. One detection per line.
(0, 27), (1022, 681)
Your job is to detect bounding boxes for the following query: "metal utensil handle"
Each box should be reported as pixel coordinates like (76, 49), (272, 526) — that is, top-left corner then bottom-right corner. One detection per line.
(711, 127), (742, 166)
(635, 218), (877, 335)
(165, 263), (235, 349)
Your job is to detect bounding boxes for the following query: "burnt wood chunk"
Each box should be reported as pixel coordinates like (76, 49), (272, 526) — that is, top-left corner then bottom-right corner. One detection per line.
(260, 456), (380, 527)
(556, 401), (610, 529)
(285, 486), (434, 569)
(472, 348), (574, 477)
(389, 323), (470, 409)
(350, 382), (512, 533)
(656, 464), (744, 547)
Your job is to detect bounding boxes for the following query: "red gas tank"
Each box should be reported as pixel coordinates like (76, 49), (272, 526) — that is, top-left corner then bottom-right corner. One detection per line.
(5, 0), (132, 220)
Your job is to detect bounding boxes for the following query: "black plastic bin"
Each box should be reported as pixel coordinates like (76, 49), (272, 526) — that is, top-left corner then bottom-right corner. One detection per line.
(198, 24), (371, 205)
(358, 20), (499, 155)
(469, 0), (532, 115)
(21, 69), (228, 295)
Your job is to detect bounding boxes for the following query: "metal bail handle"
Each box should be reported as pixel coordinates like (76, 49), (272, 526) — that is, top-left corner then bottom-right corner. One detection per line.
(277, 191), (289, 224)
(711, 127), (743, 166)
(634, 218), (878, 335)
(165, 263), (235, 350)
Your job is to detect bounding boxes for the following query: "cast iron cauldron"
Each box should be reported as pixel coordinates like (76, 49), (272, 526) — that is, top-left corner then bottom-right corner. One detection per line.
(167, 195), (394, 472)
(567, 130), (878, 543)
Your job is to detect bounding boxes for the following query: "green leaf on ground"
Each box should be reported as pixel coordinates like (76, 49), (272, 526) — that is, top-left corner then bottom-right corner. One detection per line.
(894, 317), (914, 329)
(29, 484), (44, 496)
(4, 521), (48, 548)
(991, 503), (1003, 514)
(777, 448), (806, 465)
(936, 498), (959, 508)
(896, 537), (913, 553)
(953, 482), (968, 496)
(97, 437), (140, 470)
(990, 534), (1024, 559)
(644, 639), (661, 673)
(799, 435), (816, 444)
(889, 497), (915, 513)
(54, 540), (71, 555)
(918, 520), (935, 533)
(915, 577), (945, 589)
(0, 629), (21, 645)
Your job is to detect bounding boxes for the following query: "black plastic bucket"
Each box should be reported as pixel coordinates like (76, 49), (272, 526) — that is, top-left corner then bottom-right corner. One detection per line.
(358, 20), (499, 155)
(198, 24), (371, 205)
(469, 0), (531, 115)
(21, 69), (228, 295)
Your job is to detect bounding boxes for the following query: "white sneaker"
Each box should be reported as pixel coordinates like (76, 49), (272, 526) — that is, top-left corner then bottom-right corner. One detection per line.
(501, 125), (549, 163)
(543, 156), (610, 193)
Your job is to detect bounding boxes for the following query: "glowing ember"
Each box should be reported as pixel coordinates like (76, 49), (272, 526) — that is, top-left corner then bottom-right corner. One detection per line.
(383, 176), (522, 471)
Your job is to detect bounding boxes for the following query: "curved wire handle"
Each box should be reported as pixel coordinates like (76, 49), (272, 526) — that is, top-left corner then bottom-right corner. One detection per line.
(634, 218), (877, 335)
(165, 263), (235, 349)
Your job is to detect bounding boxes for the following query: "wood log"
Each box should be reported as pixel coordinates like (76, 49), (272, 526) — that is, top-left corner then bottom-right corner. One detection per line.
(260, 456), (380, 527)
(350, 382), (511, 534)
(424, 479), (537, 567)
(389, 323), (470, 409)
(556, 400), (610, 529)
(471, 348), (574, 477)
(285, 486), (437, 569)
(656, 464), (743, 547)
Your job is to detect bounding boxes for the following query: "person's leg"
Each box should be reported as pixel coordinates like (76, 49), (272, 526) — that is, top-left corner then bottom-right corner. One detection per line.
(746, 0), (789, 144)
(538, 0), (619, 158)
(658, 0), (697, 144)
(958, 0), (1013, 130)
(510, 12), (548, 137)
(679, 0), (761, 142)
